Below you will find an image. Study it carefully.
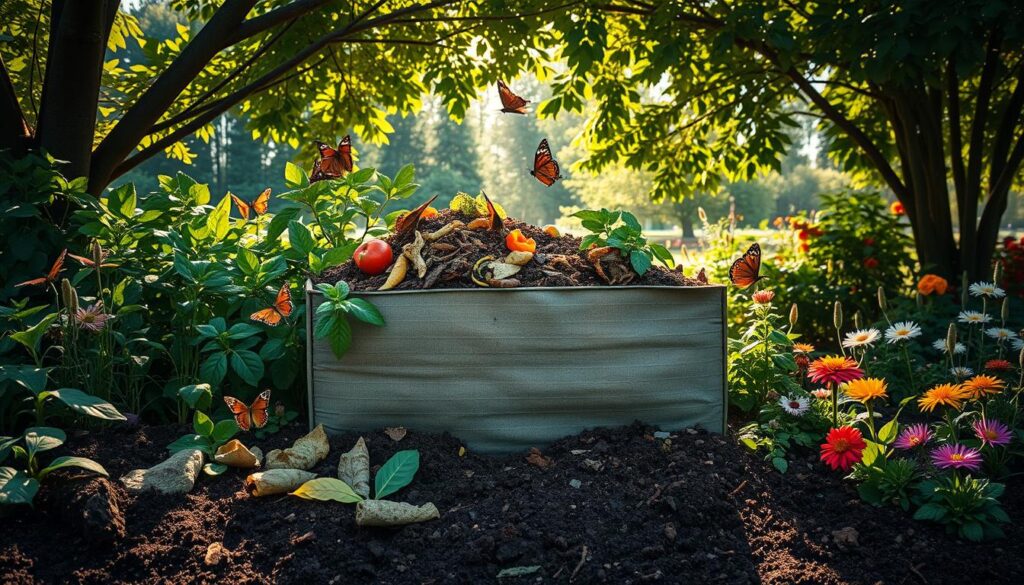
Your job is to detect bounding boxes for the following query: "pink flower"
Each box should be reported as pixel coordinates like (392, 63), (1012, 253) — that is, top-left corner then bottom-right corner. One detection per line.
(893, 423), (932, 450)
(972, 418), (1012, 447)
(752, 290), (775, 304)
(75, 302), (110, 332)
(811, 388), (831, 400)
(807, 356), (864, 386)
(930, 444), (983, 472)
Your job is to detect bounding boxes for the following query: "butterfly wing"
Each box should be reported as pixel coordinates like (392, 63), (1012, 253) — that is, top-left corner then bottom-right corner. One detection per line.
(498, 80), (529, 114)
(249, 390), (271, 429)
(479, 190), (504, 233)
(729, 243), (763, 288)
(531, 139), (562, 186)
(251, 188), (271, 216)
(395, 195), (439, 236)
(316, 141), (337, 158)
(337, 135), (353, 173)
(697, 268), (708, 284)
(224, 396), (252, 431)
(273, 284), (293, 318)
(231, 194), (251, 220)
(48, 249), (67, 282)
(250, 307), (283, 326)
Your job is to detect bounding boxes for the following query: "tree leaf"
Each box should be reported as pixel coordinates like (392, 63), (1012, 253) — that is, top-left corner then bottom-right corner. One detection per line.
(374, 450), (419, 499)
(200, 352), (229, 385)
(291, 477), (364, 503)
(207, 193), (232, 240)
(49, 388), (126, 421)
(288, 220), (316, 255)
(284, 162), (309, 189)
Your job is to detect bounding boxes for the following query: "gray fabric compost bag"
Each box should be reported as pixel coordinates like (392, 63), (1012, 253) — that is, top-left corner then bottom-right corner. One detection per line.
(306, 283), (727, 453)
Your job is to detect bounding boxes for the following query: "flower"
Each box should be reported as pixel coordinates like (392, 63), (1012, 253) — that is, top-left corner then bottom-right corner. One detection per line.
(890, 201), (905, 216)
(950, 366), (975, 380)
(779, 395), (809, 416)
(930, 444), (983, 472)
(894, 424), (932, 450)
(884, 321), (922, 343)
(862, 257), (879, 269)
(984, 359), (1012, 372)
(841, 328), (881, 349)
(962, 374), (1006, 400)
(74, 302), (110, 332)
(1013, 338), (1024, 352)
(863, 237), (876, 246)
(984, 327), (1018, 342)
(793, 343), (815, 354)
(843, 378), (888, 403)
(795, 353), (810, 370)
(968, 281), (1006, 299)
(973, 418), (1012, 447)
(917, 274), (948, 296)
(958, 310), (992, 325)
(932, 339), (966, 354)
(918, 383), (969, 412)
(811, 388), (831, 400)
(752, 290), (775, 304)
(820, 427), (866, 472)
(808, 355), (864, 386)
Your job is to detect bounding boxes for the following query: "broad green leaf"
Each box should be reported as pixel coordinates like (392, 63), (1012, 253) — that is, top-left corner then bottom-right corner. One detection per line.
(393, 164), (415, 189)
(291, 477), (364, 503)
(284, 162), (308, 189)
(24, 427), (66, 457)
(211, 419), (240, 444)
(345, 298), (385, 326)
(10, 313), (59, 356)
(38, 456), (108, 479)
(326, 317), (352, 358)
(288, 221), (315, 255)
(107, 183), (137, 219)
(194, 411), (214, 436)
(771, 456), (788, 473)
(0, 467), (39, 505)
(0, 365), (50, 394)
(200, 352), (229, 385)
(629, 249), (651, 275)
(178, 384), (212, 411)
(207, 193), (231, 240)
(374, 450), (419, 499)
(49, 388), (127, 421)
(230, 349), (264, 386)
(203, 463), (228, 476)
(167, 434), (212, 456)
(237, 247), (259, 275)
(877, 419), (898, 444)
(0, 436), (19, 463)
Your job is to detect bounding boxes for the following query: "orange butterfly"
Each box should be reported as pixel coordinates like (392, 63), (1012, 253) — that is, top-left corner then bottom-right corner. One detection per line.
(231, 188), (271, 220)
(250, 283), (292, 326)
(310, 135), (353, 182)
(16, 249), (67, 287)
(729, 243), (764, 288)
(497, 80), (529, 114)
(68, 246), (118, 269)
(530, 139), (563, 187)
(224, 389), (271, 431)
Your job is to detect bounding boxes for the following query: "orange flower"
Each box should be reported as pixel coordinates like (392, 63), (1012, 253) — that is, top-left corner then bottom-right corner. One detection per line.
(916, 274), (949, 296)
(505, 229), (536, 253)
(890, 201), (905, 216)
(793, 343), (815, 354)
(844, 378), (888, 403)
(962, 375), (1006, 400)
(421, 206), (439, 219)
(542, 225), (561, 238)
(917, 383), (968, 412)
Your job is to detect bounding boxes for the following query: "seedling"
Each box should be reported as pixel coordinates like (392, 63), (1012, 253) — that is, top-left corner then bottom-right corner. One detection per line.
(0, 427), (108, 507)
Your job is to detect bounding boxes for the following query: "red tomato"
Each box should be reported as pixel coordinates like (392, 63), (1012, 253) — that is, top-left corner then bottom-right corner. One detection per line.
(354, 239), (393, 275)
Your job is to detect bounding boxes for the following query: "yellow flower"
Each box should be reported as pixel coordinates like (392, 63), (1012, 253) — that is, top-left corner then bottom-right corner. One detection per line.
(961, 375), (1006, 400)
(917, 383), (968, 412)
(844, 378), (888, 403)
(793, 343), (815, 354)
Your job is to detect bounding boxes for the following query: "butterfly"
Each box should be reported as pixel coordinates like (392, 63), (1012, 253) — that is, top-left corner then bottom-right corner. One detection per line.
(231, 188), (271, 220)
(250, 283), (293, 326)
(529, 139), (563, 187)
(696, 268), (708, 284)
(728, 243), (765, 288)
(310, 135), (353, 182)
(16, 249), (67, 287)
(497, 80), (529, 114)
(224, 389), (271, 431)
(395, 195), (439, 236)
(68, 245), (118, 269)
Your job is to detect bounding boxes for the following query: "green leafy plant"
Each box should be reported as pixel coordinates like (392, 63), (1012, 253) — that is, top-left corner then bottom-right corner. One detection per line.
(913, 475), (1009, 541)
(313, 281), (385, 358)
(0, 365), (126, 426)
(854, 458), (921, 512)
(291, 449), (420, 503)
(166, 383), (238, 467)
(728, 292), (801, 412)
(0, 427), (108, 506)
(571, 208), (674, 275)
(194, 317), (265, 387)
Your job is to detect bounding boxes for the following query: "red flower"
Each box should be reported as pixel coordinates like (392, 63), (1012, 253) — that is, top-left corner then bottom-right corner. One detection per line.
(807, 355), (863, 386)
(890, 201), (905, 216)
(800, 242), (810, 253)
(809, 227), (823, 237)
(798, 229), (810, 241)
(863, 237), (875, 246)
(820, 426), (866, 472)
(984, 359), (1012, 372)
(862, 257), (879, 269)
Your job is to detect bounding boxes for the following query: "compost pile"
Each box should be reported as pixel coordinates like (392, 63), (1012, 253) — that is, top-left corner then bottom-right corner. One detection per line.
(317, 209), (704, 291)
(5, 423), (1024, 584)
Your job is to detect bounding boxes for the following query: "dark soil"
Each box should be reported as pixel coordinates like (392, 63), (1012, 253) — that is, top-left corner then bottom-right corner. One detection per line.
(3, 422), (1023, 584)
(316, 209), (704, 290)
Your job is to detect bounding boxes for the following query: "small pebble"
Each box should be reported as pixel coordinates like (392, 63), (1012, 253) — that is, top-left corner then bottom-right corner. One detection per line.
(569, 479), (582, 489)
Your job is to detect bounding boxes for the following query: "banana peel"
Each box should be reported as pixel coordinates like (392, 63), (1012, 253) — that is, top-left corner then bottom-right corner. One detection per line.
(265, 424), (330, 470)
(379, 255), (409, 290)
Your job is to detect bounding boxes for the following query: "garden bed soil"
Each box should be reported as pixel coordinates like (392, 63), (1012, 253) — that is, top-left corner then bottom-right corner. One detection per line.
(3, 423), (1023, 584)
(316, 210), (704, 290)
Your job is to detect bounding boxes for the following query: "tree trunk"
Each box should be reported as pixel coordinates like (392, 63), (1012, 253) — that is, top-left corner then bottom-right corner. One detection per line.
(0, 55), (30, 153)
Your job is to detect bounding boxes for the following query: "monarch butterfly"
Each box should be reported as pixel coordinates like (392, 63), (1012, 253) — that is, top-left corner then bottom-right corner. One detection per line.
(231, 188), (271, 220)
(696, 268), (708, 284)
(395, 195), (439, 236)
(497, 80), (529, 114)
(250, 283), (292, 326)
(224, 389), (271, 431)
(16, 249), (67, 287)
(729, 243), (764, 289)
(310, 135), (353, 182)
(529, 138), (563, 187)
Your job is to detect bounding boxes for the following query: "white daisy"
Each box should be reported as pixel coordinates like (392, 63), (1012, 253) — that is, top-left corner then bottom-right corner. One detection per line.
(885, 321), (922, 344)
(958, 310), (992, 325)
(1012, 338), (1024, 352)
(932, 339), (967, 354)
(950, 366), (974, 379)
(968, 281), (1006, 299)
(779, 395), (809, 416)
(842, 328), (881, 349)
(985, 327), (1018, 341)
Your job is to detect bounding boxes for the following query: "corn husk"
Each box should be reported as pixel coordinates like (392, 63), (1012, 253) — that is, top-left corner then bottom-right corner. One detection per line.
(337, 437), (370, 499)
(355, 500), (439, 527)
(265, 424), (330, 470)
(245, 469), (316, 496)
(214, 439), (261, 468)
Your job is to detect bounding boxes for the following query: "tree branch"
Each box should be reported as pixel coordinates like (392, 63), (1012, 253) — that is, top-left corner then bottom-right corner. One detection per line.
(228, 0), (334, 44)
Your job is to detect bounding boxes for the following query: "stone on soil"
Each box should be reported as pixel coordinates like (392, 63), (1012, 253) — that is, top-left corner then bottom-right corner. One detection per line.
(120, 448), (204, 495)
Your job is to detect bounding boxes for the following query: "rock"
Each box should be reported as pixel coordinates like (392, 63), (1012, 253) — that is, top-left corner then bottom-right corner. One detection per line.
(582, 459), (604, 472)
(204, 542), (227, 566)
(569, 479), (582, 489)
(664, 523), (677, 541)
(831, 526), (859, 549)
(653, 431), (671, 439)
(120, 449), (204, 495)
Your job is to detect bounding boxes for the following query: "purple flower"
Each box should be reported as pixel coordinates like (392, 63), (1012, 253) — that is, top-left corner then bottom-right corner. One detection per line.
(893, 423), (932, 450)
(930, 444), (983, 472)
(75, 302), (110, 332)
(972, 418), (1012, 447)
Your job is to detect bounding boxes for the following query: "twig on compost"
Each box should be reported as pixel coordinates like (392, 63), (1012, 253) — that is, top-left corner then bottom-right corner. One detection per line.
(728, 479), (748, 497)
(907, 563), (928, 584)
(569, 545), (588, 582)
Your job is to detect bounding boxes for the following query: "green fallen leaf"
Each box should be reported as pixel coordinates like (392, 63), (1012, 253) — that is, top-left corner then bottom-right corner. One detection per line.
(291, 477), (364, 503)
